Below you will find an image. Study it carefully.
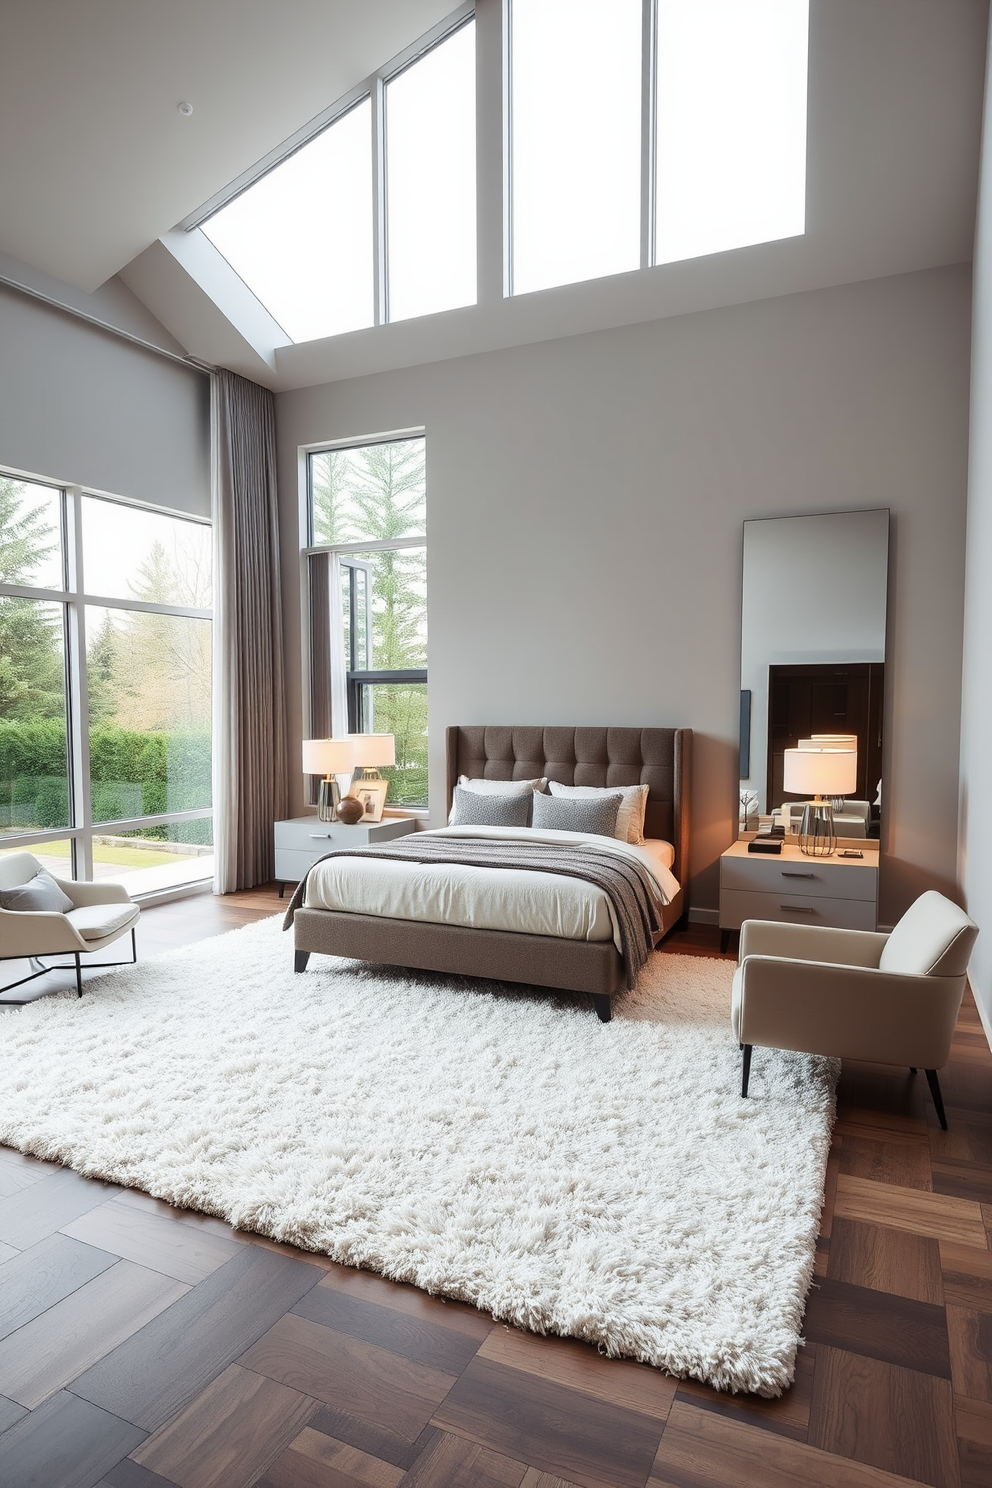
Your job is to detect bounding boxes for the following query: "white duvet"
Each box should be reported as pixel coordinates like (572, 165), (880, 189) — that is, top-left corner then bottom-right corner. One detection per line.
(303, 825), (679, 953)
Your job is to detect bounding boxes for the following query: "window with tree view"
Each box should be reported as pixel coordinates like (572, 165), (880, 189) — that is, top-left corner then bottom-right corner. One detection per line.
(0, 472), (213, 895)
(308, 437), (427, 808)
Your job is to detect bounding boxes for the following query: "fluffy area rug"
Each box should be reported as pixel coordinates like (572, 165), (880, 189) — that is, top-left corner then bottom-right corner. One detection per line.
(0, 916), (837, 1396)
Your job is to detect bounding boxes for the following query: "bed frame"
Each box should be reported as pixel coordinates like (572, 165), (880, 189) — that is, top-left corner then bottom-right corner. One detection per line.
(293, 725), (692, 1021)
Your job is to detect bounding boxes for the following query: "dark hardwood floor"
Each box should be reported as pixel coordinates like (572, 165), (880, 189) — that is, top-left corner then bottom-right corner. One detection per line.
(0, 887), (990, 1488)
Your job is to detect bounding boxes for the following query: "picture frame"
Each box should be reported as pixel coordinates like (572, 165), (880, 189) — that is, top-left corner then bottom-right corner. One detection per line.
(347, 778), (389, 823)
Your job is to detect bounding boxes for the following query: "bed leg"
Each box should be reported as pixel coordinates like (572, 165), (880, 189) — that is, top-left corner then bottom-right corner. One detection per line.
(294, 950), (311, 973)
(592, 994), (612, 1023)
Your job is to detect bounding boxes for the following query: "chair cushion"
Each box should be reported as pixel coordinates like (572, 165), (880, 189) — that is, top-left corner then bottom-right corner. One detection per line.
(66, 903), (139, 943)
(731, 965), (744, 1041)
(0, 869), (74, 914)
(879, 890), (979, 977)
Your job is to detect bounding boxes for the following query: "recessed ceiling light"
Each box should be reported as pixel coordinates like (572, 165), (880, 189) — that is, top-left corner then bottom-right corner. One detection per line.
(178, 102), (193, 117)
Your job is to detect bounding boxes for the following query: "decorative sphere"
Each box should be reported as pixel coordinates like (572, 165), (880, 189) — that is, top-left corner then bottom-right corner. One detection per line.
(335, 796), (365, 825)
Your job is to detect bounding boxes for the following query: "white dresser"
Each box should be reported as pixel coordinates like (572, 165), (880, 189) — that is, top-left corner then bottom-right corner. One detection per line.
(274, 815), (416, 895)
(719, 840), (879, 952)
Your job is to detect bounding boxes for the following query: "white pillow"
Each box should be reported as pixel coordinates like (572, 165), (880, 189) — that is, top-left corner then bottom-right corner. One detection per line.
(548, 781), (649, 844)
(448, 775), (548, 824)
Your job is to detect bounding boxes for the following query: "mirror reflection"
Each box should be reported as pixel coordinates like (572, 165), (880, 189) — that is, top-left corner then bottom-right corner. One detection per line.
(739, 509), (889, 839)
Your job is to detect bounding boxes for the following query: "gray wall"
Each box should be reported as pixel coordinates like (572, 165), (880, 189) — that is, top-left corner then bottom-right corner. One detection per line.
(277, 263), (971, 923)
(0, 285), (210, 516)
(960, 22), (992, 1041)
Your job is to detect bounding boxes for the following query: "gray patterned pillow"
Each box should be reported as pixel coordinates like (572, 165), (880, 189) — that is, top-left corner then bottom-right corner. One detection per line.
(0, 868), (74, 913)
(532, 792), (623, 838)
(449, 785), (533, 827)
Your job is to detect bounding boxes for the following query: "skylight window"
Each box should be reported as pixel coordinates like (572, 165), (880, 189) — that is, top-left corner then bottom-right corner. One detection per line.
(386, 20), (477, 322)
(655, 0), (809, 264)
(202, 99), (374, 343)
(510, 0), (642, 295)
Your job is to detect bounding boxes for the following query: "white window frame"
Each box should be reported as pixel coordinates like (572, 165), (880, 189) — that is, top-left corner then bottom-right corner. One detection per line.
(0, 471), (213, 886)
(184, 4), (477, 336)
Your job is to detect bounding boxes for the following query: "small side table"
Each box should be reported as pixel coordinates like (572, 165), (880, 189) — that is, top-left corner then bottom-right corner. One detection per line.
(274, 815), (416, 896)
(719, 840), (879, 952)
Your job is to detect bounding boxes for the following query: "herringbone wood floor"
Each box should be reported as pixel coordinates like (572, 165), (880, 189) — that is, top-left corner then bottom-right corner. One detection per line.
(0, 886), (990, 1488)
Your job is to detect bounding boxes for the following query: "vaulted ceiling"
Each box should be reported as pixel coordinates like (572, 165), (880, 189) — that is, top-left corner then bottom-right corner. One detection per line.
(0, 0), (453, 290)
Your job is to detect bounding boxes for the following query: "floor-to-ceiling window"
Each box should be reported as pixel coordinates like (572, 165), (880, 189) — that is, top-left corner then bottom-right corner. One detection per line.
(0, 472), (213, 894)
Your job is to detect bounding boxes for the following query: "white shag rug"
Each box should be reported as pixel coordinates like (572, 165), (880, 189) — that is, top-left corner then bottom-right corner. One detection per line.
(0, 916), (837, 1396)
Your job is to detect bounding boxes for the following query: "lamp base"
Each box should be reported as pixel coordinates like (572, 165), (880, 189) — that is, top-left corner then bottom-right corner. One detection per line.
(799, 801), (836, 857)
(317, 777), (341, 823)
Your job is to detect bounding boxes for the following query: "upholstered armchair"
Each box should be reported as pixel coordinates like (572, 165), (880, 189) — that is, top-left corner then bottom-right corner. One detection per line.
(731, 890), (979, 1128)
(0, 852), (140, 1001)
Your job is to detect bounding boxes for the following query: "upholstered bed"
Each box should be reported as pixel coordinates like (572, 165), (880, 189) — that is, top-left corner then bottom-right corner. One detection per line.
(291, 725), (691, 1020)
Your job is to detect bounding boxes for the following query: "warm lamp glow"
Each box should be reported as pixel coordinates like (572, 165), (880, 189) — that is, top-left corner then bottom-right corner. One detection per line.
(346, 733), (396, 768)
(799, 734), (857, 752)
(783, 747), (857, 798)
(302, 738), (355, 778)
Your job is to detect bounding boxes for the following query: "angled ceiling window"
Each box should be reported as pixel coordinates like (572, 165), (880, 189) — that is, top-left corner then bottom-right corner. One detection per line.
(201, 98), (374, 343)
(196, 14), (477, 345)
(510, 0), (643, 296)
(385, 19), (477, 323)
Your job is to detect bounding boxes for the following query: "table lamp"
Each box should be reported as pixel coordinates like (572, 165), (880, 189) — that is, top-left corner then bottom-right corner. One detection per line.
(782, 747), (858, 857)
(302, 737), (355, 822)
(346, 733), (395, 782)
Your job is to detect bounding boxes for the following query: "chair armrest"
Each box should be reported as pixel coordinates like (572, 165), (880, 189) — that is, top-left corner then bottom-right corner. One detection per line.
(0, 907), (88, 956)
(55, 878), (133, 907)
(739, 919), (887, 968)
(736, 955), (966, 1069)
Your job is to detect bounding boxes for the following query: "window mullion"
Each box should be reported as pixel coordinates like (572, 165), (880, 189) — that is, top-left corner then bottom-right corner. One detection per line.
(64, 486), (93, 881)
(641, 0), (657, 271)
(372, 74), (387, 324)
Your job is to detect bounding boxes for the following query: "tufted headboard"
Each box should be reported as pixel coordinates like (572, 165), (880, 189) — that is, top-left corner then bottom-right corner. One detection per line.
(445, 725), (692, 886)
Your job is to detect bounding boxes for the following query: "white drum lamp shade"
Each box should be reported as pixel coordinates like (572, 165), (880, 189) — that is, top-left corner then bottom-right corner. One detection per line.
(783, 747), (857, 857)
(302, 738), (355, 821)
(783, 747), (857, 798)
(346, 734), (396, 769)
(798, 734), (858, 754)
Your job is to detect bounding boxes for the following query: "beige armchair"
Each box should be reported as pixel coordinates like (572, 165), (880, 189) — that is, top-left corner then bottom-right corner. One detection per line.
(732, 890), (979, 1129)
(0, 852), (140, 1001)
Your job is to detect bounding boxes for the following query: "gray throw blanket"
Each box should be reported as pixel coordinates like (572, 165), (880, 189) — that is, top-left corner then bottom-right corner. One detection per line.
(282, 836), (663, 988)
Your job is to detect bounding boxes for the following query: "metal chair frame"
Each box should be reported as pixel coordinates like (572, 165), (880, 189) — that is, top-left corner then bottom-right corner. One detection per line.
(0, 927), (138, 1002)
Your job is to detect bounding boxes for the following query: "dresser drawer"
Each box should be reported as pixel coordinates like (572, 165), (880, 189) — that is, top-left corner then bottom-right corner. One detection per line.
(720, 888), (877, 932)
(720, 854), (877, 902)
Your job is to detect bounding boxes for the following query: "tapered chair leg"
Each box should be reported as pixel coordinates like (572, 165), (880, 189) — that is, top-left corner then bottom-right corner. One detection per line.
(925, 1069), (948, 1130)
(741, 1044), (753, 1097)
(74, 953), (82, 998)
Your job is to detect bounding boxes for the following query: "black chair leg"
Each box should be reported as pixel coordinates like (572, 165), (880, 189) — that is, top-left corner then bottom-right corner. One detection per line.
(925, 1069), (948, 1130)
(741, 1044), (753, 1097)
(74, 953), (82, 998)
(294, 950), (311, 973)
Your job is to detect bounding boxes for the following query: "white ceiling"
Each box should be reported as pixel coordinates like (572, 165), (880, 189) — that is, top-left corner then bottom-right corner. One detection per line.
(0, 0), (454, 290)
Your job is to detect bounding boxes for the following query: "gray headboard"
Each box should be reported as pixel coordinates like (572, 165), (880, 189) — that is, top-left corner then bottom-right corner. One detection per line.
(445, 725), (692, 885)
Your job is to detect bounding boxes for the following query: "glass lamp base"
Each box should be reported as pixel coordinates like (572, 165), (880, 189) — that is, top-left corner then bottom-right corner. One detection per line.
(799, 801), (836, 857)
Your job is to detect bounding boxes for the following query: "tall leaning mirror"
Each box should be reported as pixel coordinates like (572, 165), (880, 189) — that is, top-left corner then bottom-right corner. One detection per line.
(739, 509), (889, 840)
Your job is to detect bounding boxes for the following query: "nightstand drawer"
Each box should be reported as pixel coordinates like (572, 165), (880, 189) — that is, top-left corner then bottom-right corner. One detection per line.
(720, 888), (878, 932)
(274, 847), (328, 884)
(720, 854), (877, 901)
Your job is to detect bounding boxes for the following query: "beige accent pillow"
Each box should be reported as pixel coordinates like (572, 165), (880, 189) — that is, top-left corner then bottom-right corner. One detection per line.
(547, 781), (649, 844)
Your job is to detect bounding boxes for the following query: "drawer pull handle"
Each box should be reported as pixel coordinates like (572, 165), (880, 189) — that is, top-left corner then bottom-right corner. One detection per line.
(781, 871), (814, 879)
(781, 905), (815, 913)
(308, 833), (334, 839)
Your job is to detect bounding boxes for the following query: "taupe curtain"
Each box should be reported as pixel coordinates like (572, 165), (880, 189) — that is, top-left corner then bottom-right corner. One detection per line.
(212, 369), (288, 892)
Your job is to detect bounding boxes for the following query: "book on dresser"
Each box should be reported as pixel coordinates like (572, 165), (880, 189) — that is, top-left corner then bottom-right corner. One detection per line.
(274, 815), (416, 896)
(718, 839), (879, 952)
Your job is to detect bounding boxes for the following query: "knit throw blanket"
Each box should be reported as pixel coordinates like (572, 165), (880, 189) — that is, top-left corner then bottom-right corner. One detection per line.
(282, 836), (663, 988)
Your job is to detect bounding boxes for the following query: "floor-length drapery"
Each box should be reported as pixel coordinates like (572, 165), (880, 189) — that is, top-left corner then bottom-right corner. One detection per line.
(212, 369), (288, 891)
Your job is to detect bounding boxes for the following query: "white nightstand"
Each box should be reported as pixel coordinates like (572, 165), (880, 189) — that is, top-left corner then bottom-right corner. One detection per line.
(274, 815), (416, 896)
(719, 840), (879, 952)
